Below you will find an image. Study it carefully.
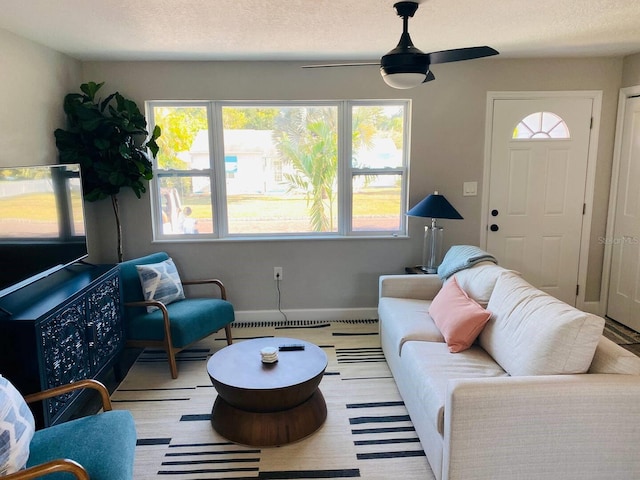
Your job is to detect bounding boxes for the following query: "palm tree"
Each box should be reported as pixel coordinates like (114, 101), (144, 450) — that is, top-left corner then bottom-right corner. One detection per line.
(276, 108), (338, 231)
(274, 106), (383, 232)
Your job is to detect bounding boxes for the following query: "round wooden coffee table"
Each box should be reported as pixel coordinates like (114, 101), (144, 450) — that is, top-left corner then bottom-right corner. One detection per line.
(207, 337), (328, 447)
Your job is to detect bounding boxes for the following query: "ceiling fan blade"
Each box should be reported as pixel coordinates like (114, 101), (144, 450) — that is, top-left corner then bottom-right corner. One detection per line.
(427, 46), (499, 65)
(302, 62), (379, 69)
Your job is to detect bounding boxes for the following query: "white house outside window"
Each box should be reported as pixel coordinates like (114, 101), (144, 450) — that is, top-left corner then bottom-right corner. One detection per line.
(147, 100), (410, 240)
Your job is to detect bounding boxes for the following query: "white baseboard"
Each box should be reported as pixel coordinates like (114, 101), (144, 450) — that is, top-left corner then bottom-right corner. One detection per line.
(234, 308), (378, 323)
(234, 301), (606, 323)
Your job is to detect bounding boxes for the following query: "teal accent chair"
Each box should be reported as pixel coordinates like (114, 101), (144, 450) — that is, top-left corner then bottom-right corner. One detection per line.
(5, 379), (136, 480)
(119, 252), (234, 378)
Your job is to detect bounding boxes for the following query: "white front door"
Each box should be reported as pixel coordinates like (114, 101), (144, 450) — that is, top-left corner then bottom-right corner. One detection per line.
(607, 95), (640, 330)
(485, 96), (594, 304)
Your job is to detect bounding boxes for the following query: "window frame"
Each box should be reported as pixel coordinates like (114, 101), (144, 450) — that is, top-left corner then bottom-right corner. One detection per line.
(512, 111), (571, 140)
(147, 99), (411, 241)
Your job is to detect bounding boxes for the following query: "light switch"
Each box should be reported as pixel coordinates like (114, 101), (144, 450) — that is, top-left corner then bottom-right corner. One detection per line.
(463, 181), (478, 197)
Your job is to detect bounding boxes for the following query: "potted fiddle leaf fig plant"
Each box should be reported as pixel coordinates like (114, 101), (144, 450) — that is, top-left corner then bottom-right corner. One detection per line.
(55, 81), (161, 262)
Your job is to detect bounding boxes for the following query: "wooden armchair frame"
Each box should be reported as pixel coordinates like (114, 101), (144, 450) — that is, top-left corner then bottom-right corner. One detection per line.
(125, 278), (233, 379)
(3, 379), (112, 480)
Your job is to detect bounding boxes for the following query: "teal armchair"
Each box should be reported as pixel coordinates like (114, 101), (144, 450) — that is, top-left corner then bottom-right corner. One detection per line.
(3, 379), (136, 480)
(119, 252), (234, 378)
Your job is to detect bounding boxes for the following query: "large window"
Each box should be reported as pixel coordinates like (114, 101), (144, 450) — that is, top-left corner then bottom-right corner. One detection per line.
(147, 100), (410, 239)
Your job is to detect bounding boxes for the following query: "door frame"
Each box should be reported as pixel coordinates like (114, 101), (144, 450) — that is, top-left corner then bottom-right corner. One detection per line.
(601, 84), (640, 317)
(481, 91), (602, 311)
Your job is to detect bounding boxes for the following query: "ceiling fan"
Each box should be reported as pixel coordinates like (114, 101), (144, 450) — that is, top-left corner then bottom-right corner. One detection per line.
(303, 1), (499, 89)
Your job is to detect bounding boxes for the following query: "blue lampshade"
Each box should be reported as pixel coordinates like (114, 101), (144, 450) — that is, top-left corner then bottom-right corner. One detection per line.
(407, 191), (463, 220)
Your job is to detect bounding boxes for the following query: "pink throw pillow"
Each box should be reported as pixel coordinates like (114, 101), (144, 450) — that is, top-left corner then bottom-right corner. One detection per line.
(428, 276), (491, 353)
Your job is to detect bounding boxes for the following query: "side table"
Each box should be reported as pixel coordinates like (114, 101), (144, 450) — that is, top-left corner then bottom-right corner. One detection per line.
(405, 266), (429, 274)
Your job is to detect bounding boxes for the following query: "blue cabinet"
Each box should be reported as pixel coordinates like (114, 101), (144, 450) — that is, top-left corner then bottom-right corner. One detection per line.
(0, 264), (124, 426)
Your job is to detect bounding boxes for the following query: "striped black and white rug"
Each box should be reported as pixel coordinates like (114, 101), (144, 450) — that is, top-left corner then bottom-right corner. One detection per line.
(604, 317), (640, 346)
(111, 320), (435, 479)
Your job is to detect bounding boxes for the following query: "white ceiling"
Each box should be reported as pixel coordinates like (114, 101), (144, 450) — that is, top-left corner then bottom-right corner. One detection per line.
(1, 0), (640, 62)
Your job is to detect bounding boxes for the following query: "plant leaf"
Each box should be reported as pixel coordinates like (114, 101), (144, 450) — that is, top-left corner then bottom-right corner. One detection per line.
(56, 81), (161, 212)
(80, 81), (104, 101)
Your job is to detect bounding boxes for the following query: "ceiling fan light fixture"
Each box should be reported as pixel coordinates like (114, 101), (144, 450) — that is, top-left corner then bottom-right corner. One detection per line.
(380, 50), (430, 89)
(381, 71), (426, 89)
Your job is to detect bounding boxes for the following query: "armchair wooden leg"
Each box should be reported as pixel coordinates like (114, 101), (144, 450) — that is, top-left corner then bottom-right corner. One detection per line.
(224, 324), (233, 345)
(167, 348), (179, 379)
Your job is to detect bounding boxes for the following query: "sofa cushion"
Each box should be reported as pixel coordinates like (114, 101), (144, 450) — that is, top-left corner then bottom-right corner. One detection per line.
(120, 252), (170, 303)
(126, 297), (235, 348)
(429, 277), (491, 353)
(480, 272), (605, 376)
(399, 341), (507, 436)
(449, 262), (514, 307)
(27, 410), (136, 480)
(0, 375), (35, 475)
(136, 257), (185, 312)
(378, 298), (444, 356)
(589, 336), (640, 375)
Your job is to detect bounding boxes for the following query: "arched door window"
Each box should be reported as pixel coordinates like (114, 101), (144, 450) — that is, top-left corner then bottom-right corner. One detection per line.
(512, 111), (570, 139)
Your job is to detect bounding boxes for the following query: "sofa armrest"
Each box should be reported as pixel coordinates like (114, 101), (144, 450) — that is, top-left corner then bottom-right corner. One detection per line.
(182, 278), (227, 300)
(23, 379), (112, 412)
(379, 274), (443, 300)
(443, 375), (640, 480)
(3, 459), (89, 480)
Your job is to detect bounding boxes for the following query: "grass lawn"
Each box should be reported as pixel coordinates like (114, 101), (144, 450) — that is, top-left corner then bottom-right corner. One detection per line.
(2, 189), (401, 236)
(1, 193), (85, 218)
(183, 187), (401, 219)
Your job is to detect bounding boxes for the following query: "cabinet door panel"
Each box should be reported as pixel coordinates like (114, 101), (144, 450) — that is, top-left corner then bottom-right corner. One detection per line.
(88, 271), (123, 370)
(37, 296), (91, 423)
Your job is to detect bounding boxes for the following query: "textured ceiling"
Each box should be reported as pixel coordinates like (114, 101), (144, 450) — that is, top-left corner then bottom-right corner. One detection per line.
(1, 0), (639, 62)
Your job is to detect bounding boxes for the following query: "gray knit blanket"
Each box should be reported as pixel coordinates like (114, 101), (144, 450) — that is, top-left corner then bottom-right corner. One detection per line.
(437, 245), (497, 280)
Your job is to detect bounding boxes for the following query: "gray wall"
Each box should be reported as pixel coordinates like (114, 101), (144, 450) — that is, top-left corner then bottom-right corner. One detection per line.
(2, 25), (639, 315)
(622, 52), (640, 87)
(81, 58), (623, 312)
(0, 29), (80, 163)
(0, 29), (91, 251)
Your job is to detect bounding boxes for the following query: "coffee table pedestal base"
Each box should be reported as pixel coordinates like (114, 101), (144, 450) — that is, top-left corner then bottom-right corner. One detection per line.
(211, 390), (327, 447)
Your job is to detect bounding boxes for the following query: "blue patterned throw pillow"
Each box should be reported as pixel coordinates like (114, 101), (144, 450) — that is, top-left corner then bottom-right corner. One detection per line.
(0, 375), (35, 474)
(136, 258), (185, 312)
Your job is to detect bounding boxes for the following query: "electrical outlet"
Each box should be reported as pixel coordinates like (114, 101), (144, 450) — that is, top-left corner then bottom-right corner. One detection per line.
(274, 267), (283, 281)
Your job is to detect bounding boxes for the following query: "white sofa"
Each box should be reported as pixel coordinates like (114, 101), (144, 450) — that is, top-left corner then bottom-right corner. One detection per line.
(378, 262), (640, 480)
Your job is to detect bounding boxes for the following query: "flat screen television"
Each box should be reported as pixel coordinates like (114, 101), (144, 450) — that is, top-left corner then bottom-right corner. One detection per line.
(0, 164), (88, 298)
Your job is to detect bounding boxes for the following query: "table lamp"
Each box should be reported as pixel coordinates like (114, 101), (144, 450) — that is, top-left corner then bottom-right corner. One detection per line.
(407, 191), (463, 273)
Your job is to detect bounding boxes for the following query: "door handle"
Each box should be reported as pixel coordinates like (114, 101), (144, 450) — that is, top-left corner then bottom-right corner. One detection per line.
(490, 224), (499, 232)
(86, 322), (97, 347)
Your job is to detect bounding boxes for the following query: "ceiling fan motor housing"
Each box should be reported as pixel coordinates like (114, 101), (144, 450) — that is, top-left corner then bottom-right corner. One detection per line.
(381, 49), (429, 76)
(381, 2), (430, 82)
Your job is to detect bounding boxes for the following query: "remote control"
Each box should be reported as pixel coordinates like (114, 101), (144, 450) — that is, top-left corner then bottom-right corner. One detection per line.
(279, 344), (305, 351)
